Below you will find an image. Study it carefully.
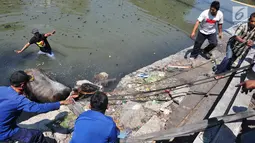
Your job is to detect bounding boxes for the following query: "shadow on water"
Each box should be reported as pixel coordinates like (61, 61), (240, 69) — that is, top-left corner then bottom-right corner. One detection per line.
(0, 42), (78, 87)
(0, 45), (31, 86)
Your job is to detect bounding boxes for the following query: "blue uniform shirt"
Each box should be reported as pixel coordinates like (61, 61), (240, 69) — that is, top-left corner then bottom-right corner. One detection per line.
(0, 86), (60, 141)
(70, 110), (119, 143)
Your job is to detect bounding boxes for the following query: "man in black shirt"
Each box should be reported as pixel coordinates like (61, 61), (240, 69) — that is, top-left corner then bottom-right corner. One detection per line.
(15, 28), (56, 58)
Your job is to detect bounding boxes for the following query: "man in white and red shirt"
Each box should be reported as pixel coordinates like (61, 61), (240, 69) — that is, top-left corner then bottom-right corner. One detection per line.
(190, 1), (223, 59)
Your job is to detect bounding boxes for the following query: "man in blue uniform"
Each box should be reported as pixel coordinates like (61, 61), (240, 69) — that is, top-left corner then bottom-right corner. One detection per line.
(70, 91), (119, 143)
(0, 70), (77, 143)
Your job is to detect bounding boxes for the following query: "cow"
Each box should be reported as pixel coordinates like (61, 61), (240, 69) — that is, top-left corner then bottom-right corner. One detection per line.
(24, 68), (71, 102)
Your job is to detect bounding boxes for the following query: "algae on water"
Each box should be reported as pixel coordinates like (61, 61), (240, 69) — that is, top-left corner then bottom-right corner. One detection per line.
(233, 0), (255, 5)
(130, 0), (195, 34)
(0, 22), (24, 31)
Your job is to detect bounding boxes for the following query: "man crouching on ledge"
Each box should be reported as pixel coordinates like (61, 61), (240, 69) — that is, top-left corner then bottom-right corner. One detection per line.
(0, 71), (78, 143)
(70, 91), (120, 143)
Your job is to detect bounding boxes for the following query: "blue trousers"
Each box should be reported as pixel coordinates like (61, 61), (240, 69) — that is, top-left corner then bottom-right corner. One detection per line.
(215, 43), (237, 74)
(9, 128), (48, 143)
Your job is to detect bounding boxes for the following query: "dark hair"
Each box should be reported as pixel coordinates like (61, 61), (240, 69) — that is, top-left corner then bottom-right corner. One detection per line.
(210, 1), (220, 11)
(34, 32), (41, 39)
(90, 91), (108, 113)
(249, 12), (255, 21)
(10, 71), (30, 87)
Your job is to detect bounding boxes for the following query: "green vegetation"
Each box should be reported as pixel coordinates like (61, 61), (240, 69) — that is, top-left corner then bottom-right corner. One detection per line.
(0, 0), (23, 14)
(0, 22), (24, 31)
(53, 0), (89, 15)
(59, 112), (77, 129)
(234, 0), (255, 5)
(130, 0), (195, 34)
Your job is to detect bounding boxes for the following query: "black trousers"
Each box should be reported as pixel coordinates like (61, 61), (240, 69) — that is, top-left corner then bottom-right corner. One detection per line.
(190, 31), (218, 58)
(9, 128), (48, 143)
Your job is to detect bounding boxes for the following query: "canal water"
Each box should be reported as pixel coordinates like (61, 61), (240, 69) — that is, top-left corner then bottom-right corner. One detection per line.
(0, 0), (253, 88)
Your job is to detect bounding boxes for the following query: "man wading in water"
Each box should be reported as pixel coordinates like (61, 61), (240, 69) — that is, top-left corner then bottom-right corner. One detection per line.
(15, 28), (56, 58)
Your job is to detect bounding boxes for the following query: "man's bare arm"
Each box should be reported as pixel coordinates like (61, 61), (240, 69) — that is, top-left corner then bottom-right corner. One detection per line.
(190, 21), (200, 39)
(218, 24), (223, 39)
(15, 43), (30, 54)
(44, 30), (56, 37)
(235, 36), (246, 43)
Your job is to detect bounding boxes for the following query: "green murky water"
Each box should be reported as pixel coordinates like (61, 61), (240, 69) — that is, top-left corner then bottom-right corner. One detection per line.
(130, 0), (195, 33)
(0, 0), (196, 88)
(234, 0), (255, 5)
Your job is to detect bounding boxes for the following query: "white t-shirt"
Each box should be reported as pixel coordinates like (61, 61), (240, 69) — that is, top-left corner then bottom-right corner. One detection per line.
(198, 9), (223, 35)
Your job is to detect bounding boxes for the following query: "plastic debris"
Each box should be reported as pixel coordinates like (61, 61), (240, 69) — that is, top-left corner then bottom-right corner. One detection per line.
(166, 65), (192, 69)
(137, 73), (149, 78)
(118, 129), (132, 139)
